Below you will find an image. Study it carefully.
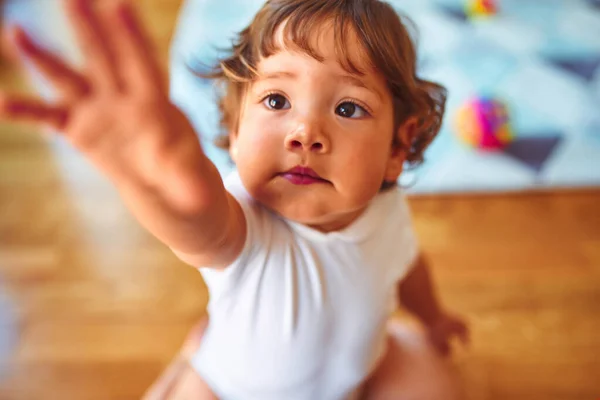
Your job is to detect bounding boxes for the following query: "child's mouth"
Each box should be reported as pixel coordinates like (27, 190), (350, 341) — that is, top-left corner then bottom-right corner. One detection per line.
(280, 166), (329, 185)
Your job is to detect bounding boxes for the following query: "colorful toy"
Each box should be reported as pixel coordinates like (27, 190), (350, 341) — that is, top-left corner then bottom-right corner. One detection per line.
(455, 96), (513, 150)
(466, 0), (497, 18)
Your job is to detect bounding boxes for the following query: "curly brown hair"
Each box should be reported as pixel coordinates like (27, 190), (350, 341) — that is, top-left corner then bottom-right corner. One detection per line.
(197, 0), (446, 173)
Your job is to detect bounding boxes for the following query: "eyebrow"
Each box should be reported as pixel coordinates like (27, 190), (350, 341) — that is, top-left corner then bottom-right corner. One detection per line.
(260, 71), (297, 81)
(339, 75), (383, 101)
(259, 71), (383, 101)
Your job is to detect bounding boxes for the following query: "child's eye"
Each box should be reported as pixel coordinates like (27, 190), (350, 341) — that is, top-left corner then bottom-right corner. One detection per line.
(335, 101), (369, 119)
(263, 93), (291, 111)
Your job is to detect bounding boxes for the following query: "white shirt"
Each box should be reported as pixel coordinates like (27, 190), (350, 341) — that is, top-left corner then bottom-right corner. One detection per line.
(191, 172), (419, 400)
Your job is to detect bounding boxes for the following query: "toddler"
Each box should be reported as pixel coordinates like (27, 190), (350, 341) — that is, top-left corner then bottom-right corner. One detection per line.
(0, 0), (468, 398)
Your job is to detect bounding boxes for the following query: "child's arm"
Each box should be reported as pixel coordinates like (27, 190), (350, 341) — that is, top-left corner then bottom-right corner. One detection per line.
(0, 0), (245, 267)
(398, 254), (443, 325)
(398, 254), (469, 355)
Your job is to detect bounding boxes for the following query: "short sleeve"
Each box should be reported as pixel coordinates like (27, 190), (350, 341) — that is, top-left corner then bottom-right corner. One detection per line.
(378, 189), (420, 283)
(397, 191), (420, 270)
(198, 171), (273, 300)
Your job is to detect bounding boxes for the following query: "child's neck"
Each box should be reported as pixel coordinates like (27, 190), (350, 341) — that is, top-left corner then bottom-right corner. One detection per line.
(304, 205), (369, 233)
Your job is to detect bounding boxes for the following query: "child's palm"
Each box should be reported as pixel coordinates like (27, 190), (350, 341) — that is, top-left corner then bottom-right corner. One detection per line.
(64, 89), (198, 188)
(1, 0), (202, 191)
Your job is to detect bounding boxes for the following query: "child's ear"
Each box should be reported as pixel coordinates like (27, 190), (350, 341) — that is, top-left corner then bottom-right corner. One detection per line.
(384, 117), (418, 182)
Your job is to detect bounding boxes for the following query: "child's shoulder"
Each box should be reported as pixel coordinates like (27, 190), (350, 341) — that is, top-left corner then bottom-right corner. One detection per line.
(223, 169), (250, 203)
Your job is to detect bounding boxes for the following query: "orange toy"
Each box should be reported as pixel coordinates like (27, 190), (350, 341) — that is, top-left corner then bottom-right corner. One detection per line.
(466, 0), (497, 18)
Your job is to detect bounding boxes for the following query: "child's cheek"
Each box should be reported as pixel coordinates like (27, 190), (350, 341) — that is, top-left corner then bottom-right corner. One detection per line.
(238, 118), (281, 162)
(336, 137), (388, 191)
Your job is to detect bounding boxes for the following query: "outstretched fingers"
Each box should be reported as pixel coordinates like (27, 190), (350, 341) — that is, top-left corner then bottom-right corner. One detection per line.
(110, 0), (165, 93)
(0, 94), (69, 130)
(64, 0), (121, 90)
(9, 27), (90, 101)
(64, 0), (165, 95)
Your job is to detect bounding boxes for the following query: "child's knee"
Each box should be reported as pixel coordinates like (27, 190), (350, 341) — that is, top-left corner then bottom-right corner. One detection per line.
(363, 321), (463, 400)
(181, 315), (209, 358)
(169, 364), (218, 400)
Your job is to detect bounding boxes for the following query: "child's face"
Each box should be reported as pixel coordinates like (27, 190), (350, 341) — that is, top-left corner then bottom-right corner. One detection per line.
(231, 26), (408, 232)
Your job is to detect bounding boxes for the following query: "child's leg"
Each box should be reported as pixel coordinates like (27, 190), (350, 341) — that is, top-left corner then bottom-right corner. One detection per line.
(143, 317), (218, 400)
(362, 319), (462, 400)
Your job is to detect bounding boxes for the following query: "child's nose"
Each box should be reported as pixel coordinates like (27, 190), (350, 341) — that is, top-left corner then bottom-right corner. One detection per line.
(286, 137), (325, 153)
(284, 124), (330, 154)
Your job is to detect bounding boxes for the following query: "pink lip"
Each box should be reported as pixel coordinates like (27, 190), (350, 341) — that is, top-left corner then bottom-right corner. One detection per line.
(280, 166), (328, 185)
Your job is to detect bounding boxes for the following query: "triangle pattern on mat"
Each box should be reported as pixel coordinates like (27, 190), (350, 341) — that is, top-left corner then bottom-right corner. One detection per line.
(588, 0), (600, 10)
(547, 56), (600, 81)
(436, 5), (469, 23)
(502, 134), (563, 174)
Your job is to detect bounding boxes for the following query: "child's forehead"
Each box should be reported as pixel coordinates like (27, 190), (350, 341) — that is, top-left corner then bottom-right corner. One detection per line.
(255, 50), (373, 84)
(260, 18), (376, 77)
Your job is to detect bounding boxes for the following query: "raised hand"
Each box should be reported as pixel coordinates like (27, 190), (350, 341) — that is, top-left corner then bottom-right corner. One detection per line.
(0, 0), (207, 211)
(0, 0), (245, 266)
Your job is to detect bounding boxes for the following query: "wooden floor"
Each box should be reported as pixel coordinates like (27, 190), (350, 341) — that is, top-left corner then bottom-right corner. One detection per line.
(1, 1), (599, 399)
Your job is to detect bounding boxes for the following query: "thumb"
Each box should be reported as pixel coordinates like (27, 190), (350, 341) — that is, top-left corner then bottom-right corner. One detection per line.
(455, 321), (470, 347)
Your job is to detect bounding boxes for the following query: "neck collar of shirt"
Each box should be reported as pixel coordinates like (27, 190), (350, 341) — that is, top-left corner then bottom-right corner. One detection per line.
(284, 190), (396, 243)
